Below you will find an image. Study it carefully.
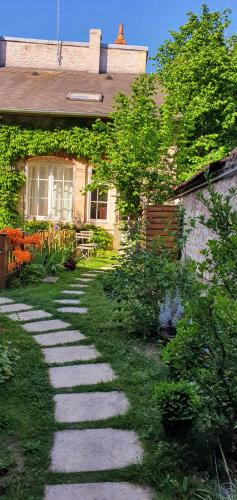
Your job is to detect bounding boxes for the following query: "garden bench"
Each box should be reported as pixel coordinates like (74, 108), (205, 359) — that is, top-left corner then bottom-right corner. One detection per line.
(75, 231), (97, 258)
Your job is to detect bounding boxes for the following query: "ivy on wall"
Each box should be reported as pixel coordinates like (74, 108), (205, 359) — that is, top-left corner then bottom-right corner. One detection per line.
(0, 122), (107, 228)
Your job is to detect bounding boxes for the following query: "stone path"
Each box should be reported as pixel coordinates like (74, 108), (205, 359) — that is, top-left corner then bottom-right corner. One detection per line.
(0, 267), (152, 500)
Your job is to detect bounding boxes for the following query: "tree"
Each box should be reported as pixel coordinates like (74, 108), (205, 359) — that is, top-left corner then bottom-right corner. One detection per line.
(154, 4), (237, 181)
(90, 74), (174, 219)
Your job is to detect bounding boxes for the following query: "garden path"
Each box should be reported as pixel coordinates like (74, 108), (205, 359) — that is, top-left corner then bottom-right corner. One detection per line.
(0, 268), (152, 500)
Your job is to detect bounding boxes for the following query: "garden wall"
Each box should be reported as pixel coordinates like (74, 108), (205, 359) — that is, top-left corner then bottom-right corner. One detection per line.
(176, 173), (237, 262)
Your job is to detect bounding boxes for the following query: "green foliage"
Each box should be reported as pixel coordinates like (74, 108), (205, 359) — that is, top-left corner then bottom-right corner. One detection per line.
(0, 165), (25, 228)
(154, 5), (237, 180)
(163, 185), (237, 455)
(79, 224), (113, 250)
(23, 219), (50, 233)
(154, 380), (200, 432)
(90, 74), (174, 218)
(32, 246), (65, 274)
(0, 340), (18, 384)
(103, 247), (198, 338)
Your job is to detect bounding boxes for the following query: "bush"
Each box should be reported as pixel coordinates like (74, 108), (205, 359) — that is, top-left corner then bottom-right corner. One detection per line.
(103, 247), (198, 338)
(0, 341), (18, 384)
(154, 380), (200, 433)
(78, 224), (113, 250)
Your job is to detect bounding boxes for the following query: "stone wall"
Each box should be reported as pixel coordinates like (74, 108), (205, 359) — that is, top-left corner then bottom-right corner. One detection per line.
(177, 173), (237, 262)
(0, 33), (148, 74)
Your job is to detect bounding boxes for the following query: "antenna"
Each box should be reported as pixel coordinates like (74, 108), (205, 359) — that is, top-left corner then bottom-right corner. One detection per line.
(56, 0), (61, 66)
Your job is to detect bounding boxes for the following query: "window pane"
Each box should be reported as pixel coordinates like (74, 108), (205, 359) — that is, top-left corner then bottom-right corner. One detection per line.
(53, 181), (63, 199)
(28, 178), (37, 198)
(90, 202), (97, 219)
(98, 190), (108, 202)
(38, 198), (48, 216)
(91, 189), (98, 202)
(97, 203), (107, 219)
(39, 180), (48, 198)
(64, 181), (73, 197)
(52, 165), (63, 181)
(38, 165), (49, 179)
(64, 167), (73, 181)
(28, 197), (37, 216)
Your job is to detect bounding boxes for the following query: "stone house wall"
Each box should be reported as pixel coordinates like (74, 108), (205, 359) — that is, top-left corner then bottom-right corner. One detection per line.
(175, 172), (237, 262)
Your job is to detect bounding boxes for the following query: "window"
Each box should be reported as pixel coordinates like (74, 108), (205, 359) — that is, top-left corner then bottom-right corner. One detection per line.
(90, 189), (108, 220)
(26, 160), (73, 220)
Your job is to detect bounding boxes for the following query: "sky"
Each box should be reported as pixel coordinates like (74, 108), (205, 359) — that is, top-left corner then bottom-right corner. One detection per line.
(0, 0), (237, 71)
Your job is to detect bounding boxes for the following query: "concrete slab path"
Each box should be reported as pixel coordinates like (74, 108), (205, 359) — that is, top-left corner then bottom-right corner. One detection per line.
(45, 482), (152, 500)
(22, 319), (71, 333)
(43, 345), (99, 364)
(50, 428), (143, 472)
(49, 363), (117, 388)
(34, 330), (85, 346)
(8, 309), (52, 322)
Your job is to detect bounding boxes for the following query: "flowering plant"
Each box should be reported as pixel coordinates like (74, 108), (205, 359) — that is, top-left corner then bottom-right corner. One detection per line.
(0, 227), (41, 273)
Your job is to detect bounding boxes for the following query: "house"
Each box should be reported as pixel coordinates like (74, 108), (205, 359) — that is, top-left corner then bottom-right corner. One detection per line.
(172, 149), (237, 261)
(0, 25), (162, 241)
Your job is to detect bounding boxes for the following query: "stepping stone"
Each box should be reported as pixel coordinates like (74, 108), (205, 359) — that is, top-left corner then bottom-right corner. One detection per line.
(42, 276), (59, 283)
(50, 428), (143, 472)
(54, 391), (129, 423)
(7, 309), (52, 322)
(68, 284), (88, 288)
(33, 330), (85, 346)
(0, 297), (14, 305)
(49, 363), (116, 388)
(57, 307), (88, 314)
(43, 345), (99, 364)
(62, 290), (85, 295)
(54, 299), (80, 305)
(80, 273), (97, 277)
(45, 482), (152, 500)
(0, 303), (33, 314)
(22, 319), (71, 333)
(76, 278), (93, 282)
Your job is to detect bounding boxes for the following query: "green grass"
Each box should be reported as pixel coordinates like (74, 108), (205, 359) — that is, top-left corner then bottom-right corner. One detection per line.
(0, 253), (184, 499)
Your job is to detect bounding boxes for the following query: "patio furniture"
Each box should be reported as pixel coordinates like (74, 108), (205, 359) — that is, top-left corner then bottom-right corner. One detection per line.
(75, 231), (97, 258)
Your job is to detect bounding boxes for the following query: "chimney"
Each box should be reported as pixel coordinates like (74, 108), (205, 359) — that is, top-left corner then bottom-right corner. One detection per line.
(88, 29), (101, 73)
(114, 23), (126, 45)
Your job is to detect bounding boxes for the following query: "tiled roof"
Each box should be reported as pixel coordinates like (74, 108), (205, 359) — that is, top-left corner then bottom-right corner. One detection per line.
(0, 67), (164, 117)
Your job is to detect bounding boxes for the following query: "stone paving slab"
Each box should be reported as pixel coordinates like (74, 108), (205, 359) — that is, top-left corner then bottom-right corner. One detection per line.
(43, 345), (99, 364)
(42, 276), (59, 283)
(0, 303), (33, 314)
(22, 319), (71, 333)
(33, 330), (85, 346)
(76, 278), (93, 282)
(51, 428), (143, 472)
(57, 307), (88, 314)
(49, 363), (116, 388)
(0, 297), (14, 304)
(54, 299), (80, 305)
(62, 290), (85, 295)
(69, 283), (88, 288)
(54, 391), (129, 423)
(8, 309), (52, 322)
(80, 273), (97, 277)
(45, 482), (152, 500)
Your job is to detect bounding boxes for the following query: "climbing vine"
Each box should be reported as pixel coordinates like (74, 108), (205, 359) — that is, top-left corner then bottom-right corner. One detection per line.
(0, 122), (107, 228)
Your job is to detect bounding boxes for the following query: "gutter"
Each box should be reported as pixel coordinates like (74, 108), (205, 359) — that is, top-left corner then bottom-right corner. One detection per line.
(172, 163), (237, 199)
(0, 108), (109, 118)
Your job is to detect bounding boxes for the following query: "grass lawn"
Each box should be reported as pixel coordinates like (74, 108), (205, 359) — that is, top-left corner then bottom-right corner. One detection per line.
(0, 252), (175, 499)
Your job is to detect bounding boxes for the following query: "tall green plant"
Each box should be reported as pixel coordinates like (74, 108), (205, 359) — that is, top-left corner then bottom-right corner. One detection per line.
(154, 5), (237, 180)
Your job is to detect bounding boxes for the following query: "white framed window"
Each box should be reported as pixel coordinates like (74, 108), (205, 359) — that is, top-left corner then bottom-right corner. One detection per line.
(26, 160), (74, 221)
(90, 188), (108, 220)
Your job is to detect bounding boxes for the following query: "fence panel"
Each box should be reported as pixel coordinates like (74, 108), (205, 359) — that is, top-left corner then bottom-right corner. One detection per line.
(143, 205), (181, 256)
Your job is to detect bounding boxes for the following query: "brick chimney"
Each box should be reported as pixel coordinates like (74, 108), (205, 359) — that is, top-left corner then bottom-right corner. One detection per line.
(88, 29), (101, 73)
(114, 23), (126, 45)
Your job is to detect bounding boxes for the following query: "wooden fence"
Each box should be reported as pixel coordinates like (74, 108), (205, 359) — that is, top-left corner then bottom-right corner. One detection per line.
(0, 229), (75, 290)
(142, 205), (180, 256)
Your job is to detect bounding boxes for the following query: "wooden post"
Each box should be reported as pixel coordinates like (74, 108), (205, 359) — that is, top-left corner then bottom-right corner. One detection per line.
(0, 234), (9, 290)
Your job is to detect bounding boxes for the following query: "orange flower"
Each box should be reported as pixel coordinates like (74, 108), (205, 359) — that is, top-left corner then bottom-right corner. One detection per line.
(0, 228), (24, 245)
(24, 234), (41, 248)
(8, 262), (17, 273)
(13, 248), (31, 264)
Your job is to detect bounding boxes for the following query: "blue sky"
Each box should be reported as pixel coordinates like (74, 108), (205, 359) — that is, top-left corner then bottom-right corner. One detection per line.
(1, 0), (237, 71)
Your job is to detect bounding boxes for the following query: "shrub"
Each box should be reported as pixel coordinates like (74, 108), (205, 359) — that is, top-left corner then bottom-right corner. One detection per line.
(154, 380), (200, 433)
(0, 341), (18, 384)
(103, 247), (198, 338)
(78, 224), (113, 250)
